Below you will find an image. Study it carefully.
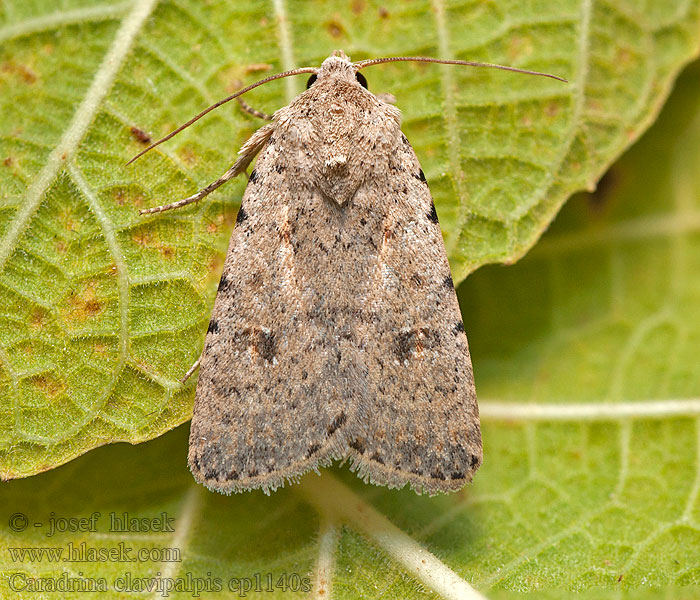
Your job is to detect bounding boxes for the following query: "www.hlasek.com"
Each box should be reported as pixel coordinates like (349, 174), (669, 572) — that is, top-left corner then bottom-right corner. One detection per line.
(7, 571), (312, 597)
(8, 542), (180, 563)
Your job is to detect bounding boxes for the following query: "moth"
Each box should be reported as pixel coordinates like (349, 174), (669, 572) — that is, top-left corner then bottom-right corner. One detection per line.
(130, 51), (565, 495)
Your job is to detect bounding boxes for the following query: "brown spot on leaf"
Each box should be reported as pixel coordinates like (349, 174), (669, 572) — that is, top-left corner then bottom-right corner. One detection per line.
(29, 308), (46, 330)
(200, 251), (225, 291)
(64, 281), (102, 322)
(615, 47), (633, 66)
(113, 187), (145, 208)
(93, 342), (108, 356)
(206, 214), (225, 234)
(207, 252), (223, 273)
(325, 19), (345, 38)
(545, 102), (559, 118)
(244, 63), (272, 74)
(351, 0), (365, 14)
(378, 6), (389, 18)
(507, 36), (532, 62)
(130, 126), (151, 144)
(3, 157), (12, 167)
(58, 208), (77, 232)
(178, 146), (198, 166)
(132, 229), (155, 247)
(30, 373), (66, 399)
(1, 61), (38, 84)
(131, 228), (175, 259)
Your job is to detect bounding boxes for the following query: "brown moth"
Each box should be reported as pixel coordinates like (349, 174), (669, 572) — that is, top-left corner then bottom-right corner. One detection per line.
(130, 51), (565, 495)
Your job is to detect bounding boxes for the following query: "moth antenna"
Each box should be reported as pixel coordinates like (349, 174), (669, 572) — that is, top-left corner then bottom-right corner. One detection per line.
(125, 66), (318, 165)
(354, 56), (568, 83)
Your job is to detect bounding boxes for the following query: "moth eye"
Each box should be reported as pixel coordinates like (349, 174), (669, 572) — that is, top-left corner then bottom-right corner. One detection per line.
(355, 72), (368, 89)
(306, 74), (317, 89)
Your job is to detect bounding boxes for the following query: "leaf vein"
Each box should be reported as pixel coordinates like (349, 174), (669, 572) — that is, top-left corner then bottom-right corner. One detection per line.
(0, 0), (160, 272)
(0, 1), (133, 44)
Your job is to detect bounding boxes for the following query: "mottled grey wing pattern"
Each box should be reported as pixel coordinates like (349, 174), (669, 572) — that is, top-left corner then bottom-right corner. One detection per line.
(346, 135), (481, 494)
(188, 56), (481, 495)
(188, 159), (361, 493)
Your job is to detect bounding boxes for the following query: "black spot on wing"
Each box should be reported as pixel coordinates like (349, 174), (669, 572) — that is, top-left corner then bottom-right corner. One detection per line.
(327, 411), (347, 435)
(349, 438), (366, 454)
(235, 206), (248, 224)
(217, 275), (232, 293)
(431, 469), (446, 481)
(413, 169), (426, 182)
(207, 319), (219, 334)
(443, 274), (454, 289)
(248, 168), (259, 183)
(224, 470), (239, 481)
(370, 451), (385, 465)
(306, 443), (321, 458)
(394, 328), (439, 362)
(453, 320), (465, 334)
(427, 202), (439, 223)
(257, 330), (276, 362)
(395, 330), (414, 362)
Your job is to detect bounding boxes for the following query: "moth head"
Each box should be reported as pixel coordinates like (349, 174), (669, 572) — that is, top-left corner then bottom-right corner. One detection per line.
(308, 51), (369, 90)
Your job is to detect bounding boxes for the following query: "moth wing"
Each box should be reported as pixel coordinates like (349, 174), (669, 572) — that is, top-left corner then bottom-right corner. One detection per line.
(347, 139), (482, 495)
(188, 149), (359, 494)
(189, 90), (481, 496)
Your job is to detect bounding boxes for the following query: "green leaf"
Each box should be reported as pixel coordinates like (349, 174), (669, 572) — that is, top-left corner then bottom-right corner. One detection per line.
(3, 56), (700, 599)
(2, 6), (700, 596)
(1, 0), (698, 479)
(455, 59), (700, 594)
